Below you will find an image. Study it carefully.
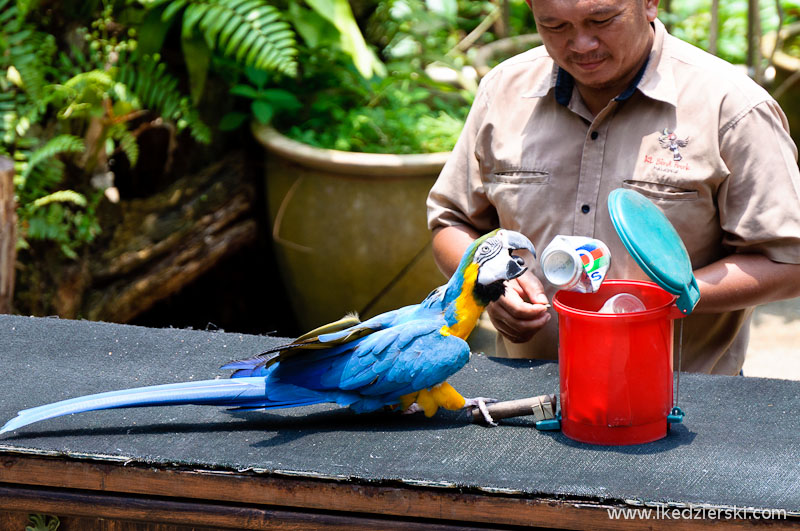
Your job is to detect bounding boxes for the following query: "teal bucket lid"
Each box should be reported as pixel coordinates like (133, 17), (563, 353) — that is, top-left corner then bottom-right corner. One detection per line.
(608, 188), (699, 315)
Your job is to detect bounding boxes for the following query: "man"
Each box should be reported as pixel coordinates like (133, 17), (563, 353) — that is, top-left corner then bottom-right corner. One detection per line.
(427, 0), (800, 374)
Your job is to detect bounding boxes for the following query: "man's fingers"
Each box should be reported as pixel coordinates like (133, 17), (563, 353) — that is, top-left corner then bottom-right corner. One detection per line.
(488, 302), (551, 343)
(516, 271), (550, 306)
(494, 290), (549, 320)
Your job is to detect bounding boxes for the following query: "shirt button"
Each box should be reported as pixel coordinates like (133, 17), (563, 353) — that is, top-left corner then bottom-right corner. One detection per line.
(590, 131), (599, 140)
(581, 204), (591, 214)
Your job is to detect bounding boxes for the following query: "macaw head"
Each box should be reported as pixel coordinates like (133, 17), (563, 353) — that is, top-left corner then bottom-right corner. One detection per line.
(459, 229), (536, 305)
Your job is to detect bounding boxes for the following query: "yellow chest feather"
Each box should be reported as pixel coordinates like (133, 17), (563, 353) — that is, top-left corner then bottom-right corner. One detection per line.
(440, 263), (484, 340)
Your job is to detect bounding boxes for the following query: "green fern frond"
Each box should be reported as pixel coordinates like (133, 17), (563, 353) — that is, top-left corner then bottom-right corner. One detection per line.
(0, 91), (17, 145)
(0, 0), (17, 25)
(178, 110), (212, 144)
(4, 27), (56, 102)
(31, 190), (87, 209)
(182, 0), (298, 77)
(56, 44), (96, 77)
(115, 53), (210, 143)
(2, 98), (47, 144)
(16, 0), (41, 18)
(17, 157), (63, 197)
(22, 135), (85, 181)
(62, 70), (114, 91)
(161, 0), (189, 22)
(109, 125), (139, 166)
(48, 70), (113, 120)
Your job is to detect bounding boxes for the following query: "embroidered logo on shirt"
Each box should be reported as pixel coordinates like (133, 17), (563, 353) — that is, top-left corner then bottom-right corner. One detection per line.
(658, 128), (689, 161)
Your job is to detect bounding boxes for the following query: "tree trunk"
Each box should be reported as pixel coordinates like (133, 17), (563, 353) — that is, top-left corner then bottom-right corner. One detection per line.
(748, 0), (763, 82)
(0, 156), (16, 315)
(709, 0), (720, 56)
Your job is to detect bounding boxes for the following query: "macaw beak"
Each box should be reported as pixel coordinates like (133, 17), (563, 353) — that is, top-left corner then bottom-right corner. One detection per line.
(499, 230), (536, 280)
(477, 230), (536, 285)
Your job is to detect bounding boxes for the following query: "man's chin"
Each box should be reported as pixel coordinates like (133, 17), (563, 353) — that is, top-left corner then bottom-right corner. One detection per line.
(568, 69), (620, 91)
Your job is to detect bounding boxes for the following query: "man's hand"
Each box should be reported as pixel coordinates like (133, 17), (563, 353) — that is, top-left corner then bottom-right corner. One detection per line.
(487, 270), (551, 343)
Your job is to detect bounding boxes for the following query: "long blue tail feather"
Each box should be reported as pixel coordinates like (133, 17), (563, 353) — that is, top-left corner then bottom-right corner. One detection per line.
(0, 376), (329, 434)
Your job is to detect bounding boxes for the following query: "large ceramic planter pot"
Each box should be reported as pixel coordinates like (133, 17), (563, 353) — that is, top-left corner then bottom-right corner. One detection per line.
(252, 123), (449, 330)
(763, 22), (800, 147)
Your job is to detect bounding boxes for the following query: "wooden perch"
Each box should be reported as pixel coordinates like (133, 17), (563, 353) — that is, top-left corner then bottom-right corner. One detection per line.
(471, 394), (557, 424)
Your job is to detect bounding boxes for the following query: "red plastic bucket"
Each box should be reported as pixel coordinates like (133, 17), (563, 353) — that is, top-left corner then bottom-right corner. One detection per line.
(553, 279), (684, 445)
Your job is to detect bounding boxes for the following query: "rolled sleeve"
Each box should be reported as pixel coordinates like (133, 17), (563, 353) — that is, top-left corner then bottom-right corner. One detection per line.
(718, 100), (800, 264)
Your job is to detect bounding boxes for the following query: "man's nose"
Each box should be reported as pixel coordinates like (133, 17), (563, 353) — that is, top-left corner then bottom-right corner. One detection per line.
(570, 30), (599, 54)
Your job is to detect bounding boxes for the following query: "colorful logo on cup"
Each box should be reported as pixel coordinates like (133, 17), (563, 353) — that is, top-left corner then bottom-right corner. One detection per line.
(577, 244), (610, 274)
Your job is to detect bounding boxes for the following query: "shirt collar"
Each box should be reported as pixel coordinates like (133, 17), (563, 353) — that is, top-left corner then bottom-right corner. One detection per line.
(522, 65), (558, 99)
(636, 18), (678, 107)
(522, 18), (677, 108)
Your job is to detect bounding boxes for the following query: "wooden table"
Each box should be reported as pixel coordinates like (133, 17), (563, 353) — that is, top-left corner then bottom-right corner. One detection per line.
(0, 315), (798, 530)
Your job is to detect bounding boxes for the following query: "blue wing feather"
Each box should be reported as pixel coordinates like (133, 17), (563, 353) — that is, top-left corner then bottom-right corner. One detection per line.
(263, 310), (469, 411)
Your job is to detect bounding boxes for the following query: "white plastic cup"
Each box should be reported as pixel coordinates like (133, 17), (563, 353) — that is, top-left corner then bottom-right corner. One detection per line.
(598, 293), (646, 314)
(541, 236), (611, 293)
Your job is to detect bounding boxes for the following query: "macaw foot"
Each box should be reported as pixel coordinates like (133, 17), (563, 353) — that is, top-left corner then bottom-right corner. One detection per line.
(402, 403), (424, 415)
(399, 384), (495, 422)
(464, 397), (499, 427)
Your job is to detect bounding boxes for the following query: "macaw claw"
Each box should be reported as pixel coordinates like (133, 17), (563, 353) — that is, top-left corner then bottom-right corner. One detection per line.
(401, 396), (499, 427)
(401, 403), (424, 415)
(464, 396), (499, 427)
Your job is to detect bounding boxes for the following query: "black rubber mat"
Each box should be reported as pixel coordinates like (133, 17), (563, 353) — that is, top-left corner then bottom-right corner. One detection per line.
(1, 314), (798, 512)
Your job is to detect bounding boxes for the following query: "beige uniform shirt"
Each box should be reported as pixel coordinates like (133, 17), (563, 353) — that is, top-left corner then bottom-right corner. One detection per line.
(427, 19), (800, 375)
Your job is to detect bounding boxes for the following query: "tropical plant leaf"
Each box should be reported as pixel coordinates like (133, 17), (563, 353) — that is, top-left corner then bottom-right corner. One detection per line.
(258, 89), (302, 111)
(218, 111), (248, 130)
(180, 0), (298, 77)
(181, 34), (211, 104)
(304, 0), (385, 78)
(251, 100), (273, 124)
(229, 84), (260, 99)
(137, 4), (175, 56)
(243, 65), (268, 88)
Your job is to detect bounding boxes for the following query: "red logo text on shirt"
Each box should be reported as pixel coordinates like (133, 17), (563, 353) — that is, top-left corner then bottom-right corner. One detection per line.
(643, 154), (690, 173)
(642, 128), (691, 174)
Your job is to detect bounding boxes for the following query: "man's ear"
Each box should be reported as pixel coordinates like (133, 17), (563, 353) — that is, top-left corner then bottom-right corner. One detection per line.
(644, 0), (660, 22)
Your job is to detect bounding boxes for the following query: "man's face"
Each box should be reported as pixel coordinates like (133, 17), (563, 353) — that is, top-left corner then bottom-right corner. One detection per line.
(531, 0), (659, 94)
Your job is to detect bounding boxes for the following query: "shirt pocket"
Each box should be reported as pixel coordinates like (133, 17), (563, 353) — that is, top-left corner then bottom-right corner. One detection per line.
(485, 169), (550, 185)
(621, 179), (723, 266)
(622, 179), (698, 201)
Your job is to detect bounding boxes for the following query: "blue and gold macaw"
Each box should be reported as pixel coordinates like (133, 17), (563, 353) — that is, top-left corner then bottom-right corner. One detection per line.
(1, 230), (535, 435)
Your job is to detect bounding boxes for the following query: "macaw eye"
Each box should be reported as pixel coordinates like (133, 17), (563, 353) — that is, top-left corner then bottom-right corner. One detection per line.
(474, 239), (501, 264)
